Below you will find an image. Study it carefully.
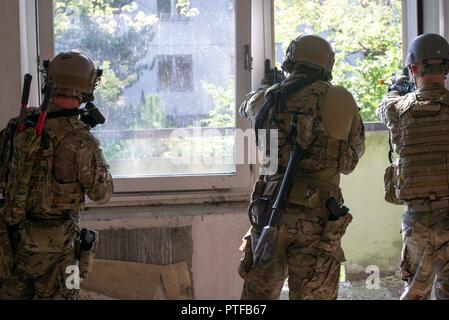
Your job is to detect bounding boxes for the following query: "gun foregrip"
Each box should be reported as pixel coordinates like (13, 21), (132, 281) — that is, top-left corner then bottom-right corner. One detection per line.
(21, 74), (32, 105)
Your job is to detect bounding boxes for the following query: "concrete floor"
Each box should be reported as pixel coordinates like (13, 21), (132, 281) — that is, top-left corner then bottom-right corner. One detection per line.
(280, 276), (405, 300)
(81, 275), (406, 300)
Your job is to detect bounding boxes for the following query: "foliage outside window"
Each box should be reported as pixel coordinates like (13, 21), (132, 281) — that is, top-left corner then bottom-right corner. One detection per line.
(275, 0), (403, 122)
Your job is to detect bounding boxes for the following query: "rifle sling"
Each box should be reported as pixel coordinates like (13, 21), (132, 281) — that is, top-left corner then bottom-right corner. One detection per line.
(254, 74), (326, 146)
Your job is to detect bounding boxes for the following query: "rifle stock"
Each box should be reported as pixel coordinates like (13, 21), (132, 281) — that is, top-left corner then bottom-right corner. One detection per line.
(253, 225), (278, 266)
(252, 145), (302, 267)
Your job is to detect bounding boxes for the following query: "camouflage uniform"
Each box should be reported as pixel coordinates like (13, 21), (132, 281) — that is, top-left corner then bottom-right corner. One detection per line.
(0, 108), (113, 299)
(238, 36), (365, 300)
(377, 84), (449, 300)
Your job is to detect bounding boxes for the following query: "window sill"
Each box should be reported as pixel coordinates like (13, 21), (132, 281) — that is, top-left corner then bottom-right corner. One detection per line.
(86, 187), (251, 208)
(364, 122), (387, 132)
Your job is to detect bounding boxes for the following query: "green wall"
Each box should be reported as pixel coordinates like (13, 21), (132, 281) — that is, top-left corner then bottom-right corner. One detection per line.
(340, 131), (403, 273)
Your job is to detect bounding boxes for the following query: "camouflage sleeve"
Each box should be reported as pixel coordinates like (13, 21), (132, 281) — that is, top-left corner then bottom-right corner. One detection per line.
(339, 110), (366, 175)
(77, 134), (114, 204)
(348, 111), (366, 160)
(376, 92), (401, 148)
(239, 89), (266, 123)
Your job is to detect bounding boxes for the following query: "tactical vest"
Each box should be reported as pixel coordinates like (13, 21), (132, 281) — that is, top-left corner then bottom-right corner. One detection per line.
(266, 81), (342, 174)
(259, 81), (347, 208)
(395, 89), (449, 201)
(3, 117), (87, 225)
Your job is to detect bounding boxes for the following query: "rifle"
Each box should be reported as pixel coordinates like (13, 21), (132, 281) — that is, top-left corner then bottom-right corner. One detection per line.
(17, 74), (33, 133)
(382, 68), (415, 96)
(252, 112), (303, 267)
(262, 59), (285, 87)
(35, 84), (55, 136)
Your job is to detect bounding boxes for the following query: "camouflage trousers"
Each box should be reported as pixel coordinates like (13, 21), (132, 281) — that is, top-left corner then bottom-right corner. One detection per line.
(400, 206), (449, 300)
(0, 218), (79, 300)
(239, 205), (352, 300)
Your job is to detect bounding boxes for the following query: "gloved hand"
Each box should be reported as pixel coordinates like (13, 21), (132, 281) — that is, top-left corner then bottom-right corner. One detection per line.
(388, 75), (415, 96)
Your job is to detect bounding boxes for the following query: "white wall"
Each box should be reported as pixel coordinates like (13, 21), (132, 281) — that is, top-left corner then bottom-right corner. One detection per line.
(81, 203), (250, 299)
(0, 0), (21, 128)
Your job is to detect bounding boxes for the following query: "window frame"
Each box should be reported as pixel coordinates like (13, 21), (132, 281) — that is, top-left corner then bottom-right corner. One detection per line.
(36, 0), (256, 196)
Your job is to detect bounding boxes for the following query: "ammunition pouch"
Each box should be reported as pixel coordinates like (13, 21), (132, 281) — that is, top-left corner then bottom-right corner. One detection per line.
(248, 180), (280, 230)
(238, 232), (253, 280)
(288, 178), (342, 210)
(384, 163), (403, 205)
(76, 228), (98, 279)
(288, 182), (321, 208)
(0, 216), (14, 281)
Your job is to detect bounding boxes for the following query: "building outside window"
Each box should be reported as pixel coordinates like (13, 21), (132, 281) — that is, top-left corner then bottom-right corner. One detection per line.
(157, 55), (193, 92)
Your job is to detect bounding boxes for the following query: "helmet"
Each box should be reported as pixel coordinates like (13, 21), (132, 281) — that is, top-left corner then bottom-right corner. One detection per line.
(405, 33), (449, 70)
(43, 51), (102, 103)
(281, 34), (335, 79)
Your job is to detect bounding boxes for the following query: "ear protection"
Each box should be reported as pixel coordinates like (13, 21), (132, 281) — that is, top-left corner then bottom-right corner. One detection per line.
(281, 37), (302, 74)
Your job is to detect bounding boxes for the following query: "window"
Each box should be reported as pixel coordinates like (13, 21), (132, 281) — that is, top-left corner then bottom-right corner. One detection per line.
(157, 0), (172, 18)
(157, 55), (193, 92)
(158, 55), (174, 91)
(45, 0), (252, 194)
(157, 0), (197, 20)
(274, 0), (403, 123)
(175, 55), (193, 91)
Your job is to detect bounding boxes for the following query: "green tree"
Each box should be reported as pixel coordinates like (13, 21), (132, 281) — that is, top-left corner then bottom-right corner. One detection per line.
(54, 0), (158, 128)
(176, 0), (199, 17)
(201, 78), (236, 128)
(138, 91), (172, 129)
(275, 0), (403, 121)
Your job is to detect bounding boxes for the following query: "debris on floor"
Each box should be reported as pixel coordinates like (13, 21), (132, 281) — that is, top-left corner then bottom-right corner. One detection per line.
(280, 275), (405, 300)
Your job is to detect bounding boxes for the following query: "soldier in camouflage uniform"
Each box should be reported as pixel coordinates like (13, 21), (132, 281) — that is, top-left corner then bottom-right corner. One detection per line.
(377, 33), (449, 300)
(0, 51), (114, 299)
(238, 35), (365, 300)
